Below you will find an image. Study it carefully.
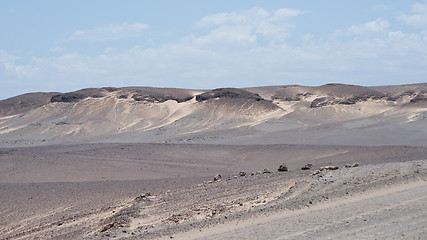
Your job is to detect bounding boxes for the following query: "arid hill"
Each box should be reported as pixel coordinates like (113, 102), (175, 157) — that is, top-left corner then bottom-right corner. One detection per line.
(0, 83), (426, 146)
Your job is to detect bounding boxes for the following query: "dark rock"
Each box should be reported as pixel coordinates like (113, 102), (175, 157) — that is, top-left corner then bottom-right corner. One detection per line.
(301, 163), (313, 170)
(278, 163), (288, 172)
(195, 88), (264, 102)
(262, 168), (271, 174)
(344, 162), (359, 168)
(214, 173), (222, 182)
(132, 93), (192, 103)
(410, 93), (427, 103)
(134, 192), (152, 202)
(297, 92), (313, 97)
(51, 93), (86, 103)
(272, 96), (301, 101)
(284, 97), (301, 101)
(90, 94), (104, 98)
(310, 97), (332, 108)
(50, 88), (110, 103)
(102, 87), (119, 92)
(319, 166), (339, 171)
(239, 171), (246, 177)
(338, 98), (357, 105)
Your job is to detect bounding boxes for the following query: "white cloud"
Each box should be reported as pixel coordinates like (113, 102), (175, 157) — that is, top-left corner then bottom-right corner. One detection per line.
(66, 22), (149, 42)
(183, 25), (257, 48)
(0, 50), (19, 63)
(197, 7), (306, 27)
(49, 46), (65, 53)
(0, 50), (39, 79)
(196, 11), (247, 27)
(269, 8), (308, 21)
(195, 7), (305, 44)
(348, 18), (390, 35)
(331, 18), (391, 39)
(197, 8), (263, 27)
(422, 30), (427, 41)
(388, 31), (405, 39)
(399, 2), (427, 28)
(412, 2), (427, 13)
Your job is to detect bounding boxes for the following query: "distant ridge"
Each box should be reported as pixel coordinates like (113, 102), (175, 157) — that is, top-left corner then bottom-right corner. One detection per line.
(0, 83), (426, 147)
(2, 83), (426, 116)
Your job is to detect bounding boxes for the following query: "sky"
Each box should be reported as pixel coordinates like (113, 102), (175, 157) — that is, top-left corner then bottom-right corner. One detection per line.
(1, 0), (427, 100)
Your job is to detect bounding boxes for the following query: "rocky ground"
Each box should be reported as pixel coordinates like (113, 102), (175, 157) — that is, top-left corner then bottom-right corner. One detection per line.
(91, 160), (427, 240)
(0, 143), (426, 239)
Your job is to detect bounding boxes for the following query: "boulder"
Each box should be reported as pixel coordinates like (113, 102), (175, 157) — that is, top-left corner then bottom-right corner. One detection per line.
(301, 163), (313, 170)
(214, 173), (221, 182)
(239, 171), (246, 177)
(263, 168), (271, 174)
(278, 163), (288, 172)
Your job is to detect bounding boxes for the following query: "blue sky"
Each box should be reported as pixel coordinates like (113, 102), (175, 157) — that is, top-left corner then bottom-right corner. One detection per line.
(1, 1), (427, 99)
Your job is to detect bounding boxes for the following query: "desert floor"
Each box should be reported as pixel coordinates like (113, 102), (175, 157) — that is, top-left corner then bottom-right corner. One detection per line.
(0, 143), (426, 239)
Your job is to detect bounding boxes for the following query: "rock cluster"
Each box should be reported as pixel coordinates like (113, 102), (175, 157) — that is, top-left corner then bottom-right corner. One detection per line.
(344, 163), (359, 168)
(319, 166), (339, 171)
(310, 163), (360, 176)
(311, 165), (339, 176)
